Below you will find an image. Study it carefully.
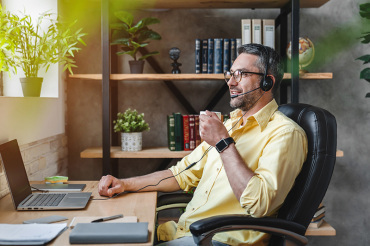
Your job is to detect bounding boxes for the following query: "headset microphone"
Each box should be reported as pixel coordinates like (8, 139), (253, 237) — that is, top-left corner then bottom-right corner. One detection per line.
(230, 87), (261, 98)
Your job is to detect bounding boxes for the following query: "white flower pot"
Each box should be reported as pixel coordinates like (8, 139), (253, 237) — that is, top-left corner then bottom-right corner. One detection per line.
(121, 132), (142, 151)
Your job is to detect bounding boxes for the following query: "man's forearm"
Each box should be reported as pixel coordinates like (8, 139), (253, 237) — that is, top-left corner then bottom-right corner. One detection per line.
(220, 144), (254, 200)
(123, 169), (181, 193)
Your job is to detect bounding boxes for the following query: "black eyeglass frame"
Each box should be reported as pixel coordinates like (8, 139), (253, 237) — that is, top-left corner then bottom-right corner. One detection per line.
(224, 70), (264, 83)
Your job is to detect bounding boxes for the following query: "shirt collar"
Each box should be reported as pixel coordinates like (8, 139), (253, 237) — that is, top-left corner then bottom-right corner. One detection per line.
(230, 99), (278, 132)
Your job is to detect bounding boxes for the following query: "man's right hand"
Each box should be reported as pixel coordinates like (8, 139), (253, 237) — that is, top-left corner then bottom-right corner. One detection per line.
(98, 175), (125, 197)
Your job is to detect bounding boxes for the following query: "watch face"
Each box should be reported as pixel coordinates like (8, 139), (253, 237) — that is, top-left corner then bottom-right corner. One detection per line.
(216, 140), (227, 152)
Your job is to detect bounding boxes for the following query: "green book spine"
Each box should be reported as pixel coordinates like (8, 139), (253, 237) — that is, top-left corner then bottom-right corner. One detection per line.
(173, 112), (183, 151)
(167, 115), (175, 151)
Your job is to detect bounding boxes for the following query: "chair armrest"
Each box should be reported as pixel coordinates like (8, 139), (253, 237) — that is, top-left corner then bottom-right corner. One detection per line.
(189, 215), (308, 246)
(156, 193), (193, 212)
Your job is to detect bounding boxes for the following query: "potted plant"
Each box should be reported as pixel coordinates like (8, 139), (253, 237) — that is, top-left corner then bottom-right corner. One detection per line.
(113, 108), (150, 151)
(110, 10), (161, 73)
(356, 3), (370, 98)
(0, 8), (86, 97)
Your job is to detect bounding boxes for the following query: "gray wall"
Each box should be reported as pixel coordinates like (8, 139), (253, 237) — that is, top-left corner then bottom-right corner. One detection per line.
(65, 0), (369, 245)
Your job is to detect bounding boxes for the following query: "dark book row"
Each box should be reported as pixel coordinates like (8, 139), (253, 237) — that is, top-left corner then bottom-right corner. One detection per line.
(195, 38), (242, 74)
(167, 113), (230, 151)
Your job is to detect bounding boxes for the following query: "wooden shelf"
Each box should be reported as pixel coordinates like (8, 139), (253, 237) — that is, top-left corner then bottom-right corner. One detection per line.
(102, 0), (330, 9)
(81, 147), (191, 159)
(69, 73), (333, 81)
(81, 147), (343, 159)
(306, 220), (336, 236)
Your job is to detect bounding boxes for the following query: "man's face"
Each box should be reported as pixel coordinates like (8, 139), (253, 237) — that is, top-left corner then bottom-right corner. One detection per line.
(228, 53), (264, 111)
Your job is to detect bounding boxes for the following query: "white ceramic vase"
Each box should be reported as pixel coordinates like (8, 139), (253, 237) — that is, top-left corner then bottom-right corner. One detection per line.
(121, 132), (142, 151)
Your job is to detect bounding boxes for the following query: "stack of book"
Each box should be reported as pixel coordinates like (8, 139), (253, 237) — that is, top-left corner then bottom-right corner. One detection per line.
(195, 38), (242, 74)
(241, 19), (275, 49)
(167, 113), (229, 151)
(309, 204), (326, 228)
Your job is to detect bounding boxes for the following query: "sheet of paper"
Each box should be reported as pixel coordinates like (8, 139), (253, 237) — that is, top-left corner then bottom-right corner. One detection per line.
(0, 223), (67, 244)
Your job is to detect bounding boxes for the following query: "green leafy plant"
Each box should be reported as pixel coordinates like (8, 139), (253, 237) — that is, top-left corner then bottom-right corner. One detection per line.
(113, 108), (150, 133)
(356, 3), (370, 98)
(110, 10), (161, 61)
(0, 7), (86, 77)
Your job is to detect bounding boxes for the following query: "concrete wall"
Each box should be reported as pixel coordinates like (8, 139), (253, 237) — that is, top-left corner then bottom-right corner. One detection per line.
(65, 0), (369, 245)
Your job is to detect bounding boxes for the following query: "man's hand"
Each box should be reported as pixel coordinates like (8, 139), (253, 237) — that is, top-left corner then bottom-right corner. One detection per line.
(199, 110), (229, 146)
(98, 175), (125, 197)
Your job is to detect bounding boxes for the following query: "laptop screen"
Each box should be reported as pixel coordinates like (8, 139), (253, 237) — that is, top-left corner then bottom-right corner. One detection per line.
(0, 140), (32, 208)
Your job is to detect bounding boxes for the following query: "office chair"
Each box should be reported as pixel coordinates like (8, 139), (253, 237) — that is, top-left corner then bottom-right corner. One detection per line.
(157, 103), (337, 246)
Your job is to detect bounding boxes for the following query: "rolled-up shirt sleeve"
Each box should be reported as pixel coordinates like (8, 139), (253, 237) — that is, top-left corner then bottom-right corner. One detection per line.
(240, 128), (308, 217)
(169, 142), (211, 192)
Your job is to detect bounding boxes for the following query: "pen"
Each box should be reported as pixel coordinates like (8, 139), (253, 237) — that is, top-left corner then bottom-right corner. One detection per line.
(91, 214), (124, 223)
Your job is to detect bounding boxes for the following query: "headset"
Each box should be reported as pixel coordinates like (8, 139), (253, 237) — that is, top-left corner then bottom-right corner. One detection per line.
(260, 45), (274, 92)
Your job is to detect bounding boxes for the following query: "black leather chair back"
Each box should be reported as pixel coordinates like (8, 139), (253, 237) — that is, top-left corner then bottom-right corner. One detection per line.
(276, 103), (337, 228)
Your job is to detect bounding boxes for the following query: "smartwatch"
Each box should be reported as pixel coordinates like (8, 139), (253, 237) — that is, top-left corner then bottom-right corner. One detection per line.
(215, 137), (235, 153)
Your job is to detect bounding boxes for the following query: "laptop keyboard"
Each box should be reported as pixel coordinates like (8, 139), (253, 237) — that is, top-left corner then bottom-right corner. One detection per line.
(28, 193), (67, 207)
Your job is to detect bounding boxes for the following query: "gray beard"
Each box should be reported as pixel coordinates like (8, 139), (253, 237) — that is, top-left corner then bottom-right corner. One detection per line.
(230, 90), (263, 111)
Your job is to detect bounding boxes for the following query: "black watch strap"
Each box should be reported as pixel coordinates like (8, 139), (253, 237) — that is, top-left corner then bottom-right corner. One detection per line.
(215, 137), (235, 153)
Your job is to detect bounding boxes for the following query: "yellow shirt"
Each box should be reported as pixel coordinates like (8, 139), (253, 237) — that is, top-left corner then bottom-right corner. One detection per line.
(157, 99), (308, 245)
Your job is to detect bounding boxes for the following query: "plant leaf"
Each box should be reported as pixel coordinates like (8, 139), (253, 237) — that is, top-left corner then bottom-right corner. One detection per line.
(366, 92), (370, 98)
(360, 67), (370, 82)
(137, 30), (161, 42)
(114, 11), (133, 27)
(356, 55), (370, 64)
(360, 3), (370, 19)
(360, 33), (370, 44)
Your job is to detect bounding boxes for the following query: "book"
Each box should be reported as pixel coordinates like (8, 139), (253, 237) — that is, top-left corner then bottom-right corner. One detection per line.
(173, 113), (183, 151)
(308, 219), (325, 229)
(194, 115), (201, 147)
(241, 19), (252, 44)
(230, 38), (237, 65)
(195, 39), (201, 74)
(236, 38), (242, 55)
(167, 115), (175, 151)
(69, 222), (148, 244)
(69, 216), (138, 229)
(213, 38), (223, 74)
(207, 38), (214, 73)
(201, 39), (208, 73)
(263, 19), (275, 49)
(183, 115), (190, 151)
(314, 206), (326, 218)
(223, 38), (230, 72)
(252, 19), (262, 44)
(189, 115), (196, 150)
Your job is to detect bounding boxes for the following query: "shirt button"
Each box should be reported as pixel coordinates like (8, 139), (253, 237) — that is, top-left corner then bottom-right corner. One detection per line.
(217, 168), (219, 171)
(192, 208), (195, 211)
(179, 227), (184, 231)
(205, 190), (208, 194)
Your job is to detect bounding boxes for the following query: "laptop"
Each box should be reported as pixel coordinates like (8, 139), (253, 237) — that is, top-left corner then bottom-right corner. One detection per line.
(31, 183), (86, 192)
(0, 139), (91, 210)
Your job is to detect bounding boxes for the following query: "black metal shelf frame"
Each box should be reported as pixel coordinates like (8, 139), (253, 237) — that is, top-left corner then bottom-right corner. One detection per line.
(101, 0), (301, 176)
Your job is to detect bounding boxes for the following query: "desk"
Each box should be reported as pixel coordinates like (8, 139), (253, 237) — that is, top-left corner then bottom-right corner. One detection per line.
(0, 181), (157, 246)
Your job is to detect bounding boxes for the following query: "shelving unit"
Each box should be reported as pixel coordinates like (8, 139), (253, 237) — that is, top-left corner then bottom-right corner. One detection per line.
(70, 0), (333, 175)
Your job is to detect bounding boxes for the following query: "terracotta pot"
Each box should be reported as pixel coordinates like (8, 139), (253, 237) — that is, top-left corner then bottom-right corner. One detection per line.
(20, 77), (43, 97)
(129, 60), (145, 74)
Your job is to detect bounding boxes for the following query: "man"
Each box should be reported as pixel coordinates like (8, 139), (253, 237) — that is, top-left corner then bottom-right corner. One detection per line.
(98, 44), (308, 245)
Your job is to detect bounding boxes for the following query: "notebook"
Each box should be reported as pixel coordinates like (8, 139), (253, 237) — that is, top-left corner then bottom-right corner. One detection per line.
(69, 222), (148, 244)
(0, 139), (91, 211)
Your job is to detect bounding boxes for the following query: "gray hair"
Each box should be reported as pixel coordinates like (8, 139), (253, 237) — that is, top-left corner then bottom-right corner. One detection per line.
(237, 44), (284, 96)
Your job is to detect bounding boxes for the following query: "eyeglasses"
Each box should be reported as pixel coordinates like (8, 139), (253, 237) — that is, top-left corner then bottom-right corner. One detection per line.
(224, 70), (264, 83)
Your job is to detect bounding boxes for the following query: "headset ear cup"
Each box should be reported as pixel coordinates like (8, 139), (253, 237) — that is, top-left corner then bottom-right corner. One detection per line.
(261, 76), (273, 91)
